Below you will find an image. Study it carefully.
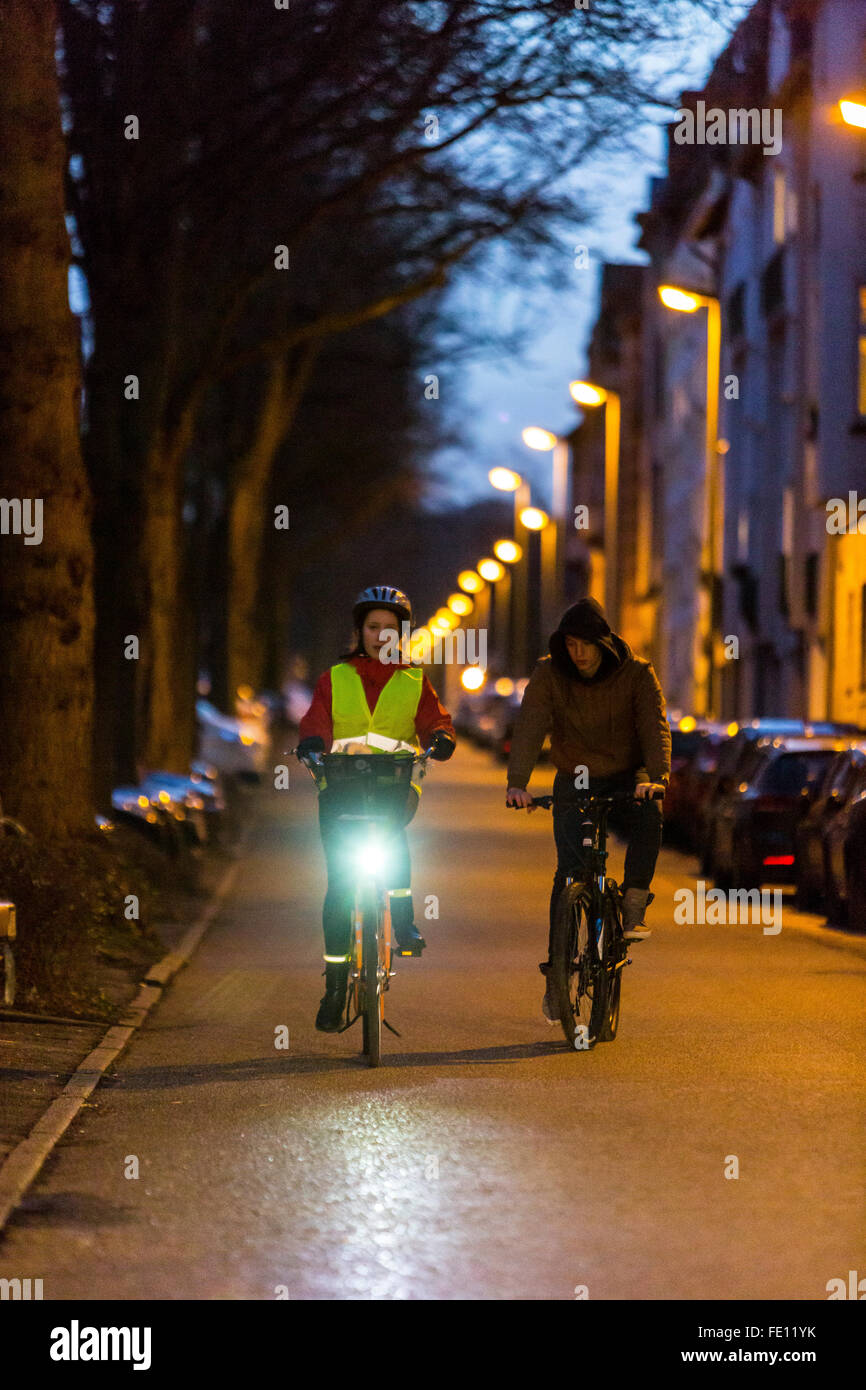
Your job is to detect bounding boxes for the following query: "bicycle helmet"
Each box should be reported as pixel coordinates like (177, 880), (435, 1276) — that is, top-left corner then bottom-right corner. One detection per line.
(352, 585), (412, 629)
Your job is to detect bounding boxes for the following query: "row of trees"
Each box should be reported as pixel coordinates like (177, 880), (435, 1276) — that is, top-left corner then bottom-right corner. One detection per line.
(0, 0), (732, 838)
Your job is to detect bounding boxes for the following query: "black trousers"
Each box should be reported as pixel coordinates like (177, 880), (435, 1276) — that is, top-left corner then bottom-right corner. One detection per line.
(548, 769), (663, 949)
(317, 791), (417, 957)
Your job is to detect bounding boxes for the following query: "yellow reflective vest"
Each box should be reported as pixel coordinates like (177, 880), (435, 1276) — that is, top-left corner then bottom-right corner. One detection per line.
(330, 662), (422, 753)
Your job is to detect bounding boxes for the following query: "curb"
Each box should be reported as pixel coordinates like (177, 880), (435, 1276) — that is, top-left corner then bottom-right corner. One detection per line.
(0, 857), (240, 1235)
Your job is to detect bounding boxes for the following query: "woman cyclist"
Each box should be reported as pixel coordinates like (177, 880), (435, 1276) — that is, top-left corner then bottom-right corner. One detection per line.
(297, 585), (456, 1032)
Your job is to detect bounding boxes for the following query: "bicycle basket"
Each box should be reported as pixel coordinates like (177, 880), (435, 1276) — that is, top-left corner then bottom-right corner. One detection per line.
(319, 752), (417, 820)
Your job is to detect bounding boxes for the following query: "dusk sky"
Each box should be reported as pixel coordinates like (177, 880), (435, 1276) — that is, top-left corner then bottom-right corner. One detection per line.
(429, 4), (746, 513)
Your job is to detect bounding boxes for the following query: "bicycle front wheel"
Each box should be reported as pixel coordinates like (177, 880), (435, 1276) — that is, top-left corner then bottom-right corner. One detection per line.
(599, 895), (624, 1042)
(360, 884), (382, 1067)
(550, 883), (608, 1049)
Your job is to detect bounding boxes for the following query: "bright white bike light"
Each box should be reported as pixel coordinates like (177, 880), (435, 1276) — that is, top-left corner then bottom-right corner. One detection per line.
(355, 840), (387, 875)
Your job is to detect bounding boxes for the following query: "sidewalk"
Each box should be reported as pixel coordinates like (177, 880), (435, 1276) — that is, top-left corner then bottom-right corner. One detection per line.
(0, 849), (236, 1176)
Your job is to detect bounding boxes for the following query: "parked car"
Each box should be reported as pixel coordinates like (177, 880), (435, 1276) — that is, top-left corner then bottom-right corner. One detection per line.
(196, 699), (269, 779)
(794, 746), (865, 911)
(711, 735), (848, 891)
(698, 719), (862, 874)
(138, 771), (227, 847)
(664, 717), (728, 845)
(670, 721), (730, 850)
(821, 748), (866, 930)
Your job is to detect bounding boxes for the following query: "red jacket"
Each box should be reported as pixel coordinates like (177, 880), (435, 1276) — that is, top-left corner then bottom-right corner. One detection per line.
(299, 655), (456, 751)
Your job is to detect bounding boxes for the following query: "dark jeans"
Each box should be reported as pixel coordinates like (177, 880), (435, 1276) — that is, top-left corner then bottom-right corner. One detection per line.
(318, 791), (417, 956)
(547, 769), (663, 952)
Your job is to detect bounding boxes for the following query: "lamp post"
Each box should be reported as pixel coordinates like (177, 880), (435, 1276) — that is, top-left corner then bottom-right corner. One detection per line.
(658, 284), (722, 717)
(491, 538), (522, 670)
(489, 467), (531, 673)
(569, 380), (621, 630)
(521, 428), (571, 642)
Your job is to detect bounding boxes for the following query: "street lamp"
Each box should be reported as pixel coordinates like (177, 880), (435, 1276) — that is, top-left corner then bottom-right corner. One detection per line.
(839, 95), (866, 129)
(447, 592), (473, 616)
(658, 283), (722, 717)
(521, 426), (558, 452)
(493, 539), (522, 563)
(488, 467), (522, 492)
(519, 506), (549, 531)
(457, 569), (484, 594)
(569, 378), (622, 628)
(521, 426), (572, 644)
(477, 557), (506, 582)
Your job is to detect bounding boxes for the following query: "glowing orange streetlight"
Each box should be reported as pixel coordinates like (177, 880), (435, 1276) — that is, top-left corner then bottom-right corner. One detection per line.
(839, 95), (866, 129)
(488, 467), (523, 491)
(521, 426), (558, 452)
(457, 570), (484, 594)
(447, 593), (473, 617)
(519, 506), (549, 531)
(477, 557), (506, 582)
(494, 539), (522, 563)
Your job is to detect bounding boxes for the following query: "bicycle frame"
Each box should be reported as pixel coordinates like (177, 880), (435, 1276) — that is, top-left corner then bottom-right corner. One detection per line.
(516, 788), (664, 1047)
(295, 744), (436, 1063)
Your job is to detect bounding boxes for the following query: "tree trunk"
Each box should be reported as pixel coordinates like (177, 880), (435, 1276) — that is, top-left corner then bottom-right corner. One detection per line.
(226, 345), (320, 701)
(83, 346), (144, 805)
(0, 0), (95, 838)
(140, 415), (197, 774)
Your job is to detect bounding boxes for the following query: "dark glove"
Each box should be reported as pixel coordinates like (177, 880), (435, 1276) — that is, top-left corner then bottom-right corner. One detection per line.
(296, 736), (325, 760)
(429, 731), (455, 762)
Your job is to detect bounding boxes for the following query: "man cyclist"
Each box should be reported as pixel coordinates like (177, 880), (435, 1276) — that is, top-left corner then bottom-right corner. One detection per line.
(505, 597), (670, 1022)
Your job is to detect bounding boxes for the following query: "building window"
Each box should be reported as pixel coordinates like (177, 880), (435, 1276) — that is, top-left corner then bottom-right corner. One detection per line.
(761, 249), (784, 316)
(804, 553), (818, 618)
(773, 171), (786, 244)
(727, 282), (745, 339)
(859, 287), (866, 418)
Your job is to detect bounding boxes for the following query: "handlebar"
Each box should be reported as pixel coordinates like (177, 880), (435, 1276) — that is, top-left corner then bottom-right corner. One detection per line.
(289, 745), (437, 786)
(509, 789), (665, 811)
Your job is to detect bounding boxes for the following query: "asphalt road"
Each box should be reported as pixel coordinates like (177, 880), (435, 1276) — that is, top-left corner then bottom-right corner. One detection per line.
(2, 745), (864, 1300)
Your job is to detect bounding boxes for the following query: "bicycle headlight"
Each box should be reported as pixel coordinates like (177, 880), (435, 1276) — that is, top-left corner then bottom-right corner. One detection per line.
(354, 839), (387, 875)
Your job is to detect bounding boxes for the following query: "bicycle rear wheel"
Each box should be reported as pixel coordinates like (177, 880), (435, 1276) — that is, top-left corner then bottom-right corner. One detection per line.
(550, 883), (608, 1049)
(360, 884), (382, 1067)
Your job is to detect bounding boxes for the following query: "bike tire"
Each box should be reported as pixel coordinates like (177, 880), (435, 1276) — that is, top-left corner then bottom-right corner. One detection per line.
(361, 884), (382, 1067)
(550, 882), (607, 1050)
(599, 895), (624, 1042)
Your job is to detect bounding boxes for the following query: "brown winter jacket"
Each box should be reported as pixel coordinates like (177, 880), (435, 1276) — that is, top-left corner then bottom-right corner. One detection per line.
(506, 635), (671, 790)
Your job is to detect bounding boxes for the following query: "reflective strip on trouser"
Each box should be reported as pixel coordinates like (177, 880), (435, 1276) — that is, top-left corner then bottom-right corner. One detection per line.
(330, 663), (422, 751)
(387, 887), (414, 932)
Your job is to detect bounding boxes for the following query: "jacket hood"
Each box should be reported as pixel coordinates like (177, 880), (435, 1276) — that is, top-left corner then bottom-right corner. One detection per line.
(549, 599), (632, 680)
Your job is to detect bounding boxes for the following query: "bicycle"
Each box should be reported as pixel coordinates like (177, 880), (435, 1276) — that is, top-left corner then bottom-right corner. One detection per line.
(296, 745), (436, 1067)
(514, 790), (664, 1050)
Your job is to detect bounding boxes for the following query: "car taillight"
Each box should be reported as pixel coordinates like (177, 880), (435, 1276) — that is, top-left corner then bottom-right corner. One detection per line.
(763, 854), (795, 866)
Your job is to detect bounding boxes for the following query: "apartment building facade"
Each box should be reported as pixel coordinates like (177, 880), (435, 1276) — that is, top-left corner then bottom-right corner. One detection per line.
(620, 0), (866, 720)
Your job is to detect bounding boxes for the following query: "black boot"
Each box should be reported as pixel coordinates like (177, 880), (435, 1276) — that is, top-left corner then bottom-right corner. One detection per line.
(315, 962), (349, 1032)
(389, 891), (426, 954)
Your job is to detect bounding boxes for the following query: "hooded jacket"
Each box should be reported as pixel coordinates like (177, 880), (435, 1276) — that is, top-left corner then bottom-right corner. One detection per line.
(506, 601), (671, 789)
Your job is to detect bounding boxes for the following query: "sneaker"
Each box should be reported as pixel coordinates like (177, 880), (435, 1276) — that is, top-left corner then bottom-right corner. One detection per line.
(621, 888), (653, 942)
